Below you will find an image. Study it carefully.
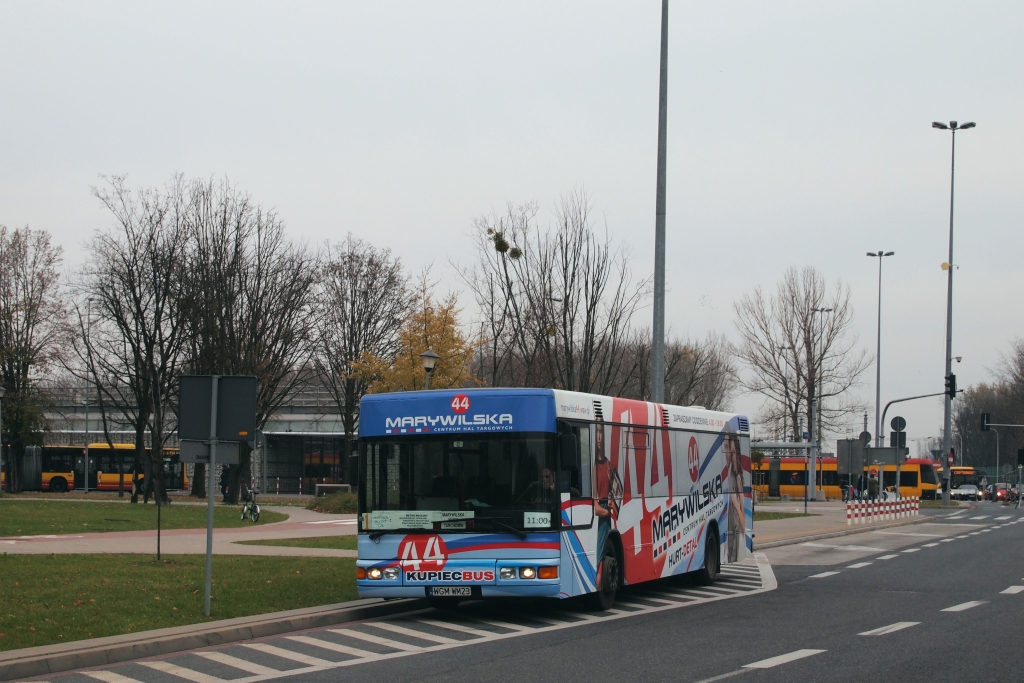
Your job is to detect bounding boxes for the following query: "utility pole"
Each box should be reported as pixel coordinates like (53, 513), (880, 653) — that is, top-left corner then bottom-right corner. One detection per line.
(650, 0), (669, 404)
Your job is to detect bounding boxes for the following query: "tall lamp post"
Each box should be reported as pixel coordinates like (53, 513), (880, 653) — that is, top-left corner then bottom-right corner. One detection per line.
(650, 0), (669, 404)
(420, 349), (440, 390)
(933, 120), (975, 506)
(812, 307), (832, 498)
(867, 251), (894, 451)
(83, 297), (94, 494)
(0, 386), (5, 493)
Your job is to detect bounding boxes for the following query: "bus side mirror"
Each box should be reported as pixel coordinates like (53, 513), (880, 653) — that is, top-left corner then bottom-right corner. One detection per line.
(559, 433), (578, 471)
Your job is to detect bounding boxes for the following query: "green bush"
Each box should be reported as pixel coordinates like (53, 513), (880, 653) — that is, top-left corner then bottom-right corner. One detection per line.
(306, 491), (358, 514)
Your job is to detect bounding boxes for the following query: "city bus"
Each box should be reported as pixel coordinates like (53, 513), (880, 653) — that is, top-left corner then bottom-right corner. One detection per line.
(2, 445), (186, 493)
(356, 388), (752, 610)
(751, 457), (941, 500)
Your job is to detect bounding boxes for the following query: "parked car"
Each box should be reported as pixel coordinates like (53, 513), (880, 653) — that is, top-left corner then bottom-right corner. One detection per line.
(952, 484), (979, 501)
(985, 483), (1010, 502)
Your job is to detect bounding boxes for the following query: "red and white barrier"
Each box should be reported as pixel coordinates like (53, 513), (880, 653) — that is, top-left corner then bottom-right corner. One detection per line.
(847, 501), (852, 525)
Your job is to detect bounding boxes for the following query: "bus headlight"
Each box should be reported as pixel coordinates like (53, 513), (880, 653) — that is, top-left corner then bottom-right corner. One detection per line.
(519, 567), (537, 579)
(367, 567), (383, 580)
(499, 567), (516, 580)
(383, 567), (400, 580)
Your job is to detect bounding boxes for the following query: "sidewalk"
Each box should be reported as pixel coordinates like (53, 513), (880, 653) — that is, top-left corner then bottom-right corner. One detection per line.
(754, 500), (965, 549)
(0, 506), (358, 557)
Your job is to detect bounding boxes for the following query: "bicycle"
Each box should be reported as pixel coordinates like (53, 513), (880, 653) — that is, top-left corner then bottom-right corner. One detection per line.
(241, 489), (261, 523)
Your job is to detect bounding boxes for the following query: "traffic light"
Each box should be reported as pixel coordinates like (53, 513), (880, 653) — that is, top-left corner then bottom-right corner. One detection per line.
(980, 412), (990, 431)
(945, 374), (957, 398)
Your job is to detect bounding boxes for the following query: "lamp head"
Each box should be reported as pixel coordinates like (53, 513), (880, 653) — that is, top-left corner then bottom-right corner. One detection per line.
(955, 356), (962, 363)
(941, 262), (951, 271)
(932, 122), (949, 130)
(960, 122), (976, 129)
(419, 349), (440, 372)
(867, 252), (878, 257)
(884, 251), (894, 257)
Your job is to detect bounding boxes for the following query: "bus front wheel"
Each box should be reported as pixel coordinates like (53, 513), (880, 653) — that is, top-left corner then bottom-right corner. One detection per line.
(589, 545), (620, 611)
(697, 528), (719, 586)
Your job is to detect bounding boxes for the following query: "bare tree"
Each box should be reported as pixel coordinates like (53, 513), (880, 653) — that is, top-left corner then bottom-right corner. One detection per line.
(734, 266), (870, 439)
(0, 225), (67, 492)
(181, 177), (318, 502)
(953, 339), (1024, 471)
(458, 188), (649, 394)
(618, 331), (738, 410)
(313, 235), (408, 475)
(78, 176), (190, 504)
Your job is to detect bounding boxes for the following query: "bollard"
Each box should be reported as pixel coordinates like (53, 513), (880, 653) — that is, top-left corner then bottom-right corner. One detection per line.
(847, 501), (851, 525)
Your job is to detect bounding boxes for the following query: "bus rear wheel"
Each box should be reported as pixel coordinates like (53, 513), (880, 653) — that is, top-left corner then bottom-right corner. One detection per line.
(697, 528), (719, 586)
(49, 477), (68, 493)
(589, 545), (620, 611)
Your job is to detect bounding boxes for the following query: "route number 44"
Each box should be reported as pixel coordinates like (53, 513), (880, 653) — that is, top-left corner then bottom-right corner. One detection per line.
(451, 394), (471, 414)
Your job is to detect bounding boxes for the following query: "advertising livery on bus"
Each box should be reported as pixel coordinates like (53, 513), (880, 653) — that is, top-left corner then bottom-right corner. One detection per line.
(356, 388), (752, 609)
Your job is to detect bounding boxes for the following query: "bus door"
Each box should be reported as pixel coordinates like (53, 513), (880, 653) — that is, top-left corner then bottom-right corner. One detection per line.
(75, 452), (99, 490)
(768, 458), (781, 497)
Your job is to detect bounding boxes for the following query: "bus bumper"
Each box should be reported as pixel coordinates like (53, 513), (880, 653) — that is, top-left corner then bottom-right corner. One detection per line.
(357, 558), (562, 599)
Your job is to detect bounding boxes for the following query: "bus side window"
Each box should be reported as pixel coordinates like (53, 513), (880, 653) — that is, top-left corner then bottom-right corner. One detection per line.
(576, 427), (592, 498)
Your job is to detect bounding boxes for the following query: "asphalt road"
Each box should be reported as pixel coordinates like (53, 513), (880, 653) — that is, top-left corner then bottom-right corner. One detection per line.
(40, 502), (1024, 683)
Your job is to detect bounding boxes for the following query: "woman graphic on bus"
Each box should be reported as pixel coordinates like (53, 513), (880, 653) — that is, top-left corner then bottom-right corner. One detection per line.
(593, 419), (620, 568)
(724, 430), (746, 563)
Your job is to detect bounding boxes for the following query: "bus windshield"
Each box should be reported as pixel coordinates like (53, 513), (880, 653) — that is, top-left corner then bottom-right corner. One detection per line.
(361, 433), (558, 533)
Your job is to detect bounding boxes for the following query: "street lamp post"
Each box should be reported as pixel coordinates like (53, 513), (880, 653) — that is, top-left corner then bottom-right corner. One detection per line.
(84, 297), (93, 495)
(419, 349), (440, 390)
(867, 252), (894, 452)
(932, 120), (975, 506)
(812, 307), (832, 499)
(650, 0), (669, 404)
(780, 346), (793, 444)
(0, 386), (5, 493)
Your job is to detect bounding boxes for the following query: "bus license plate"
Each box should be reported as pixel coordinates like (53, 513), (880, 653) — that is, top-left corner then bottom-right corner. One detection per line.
(429, 586), (472, 597)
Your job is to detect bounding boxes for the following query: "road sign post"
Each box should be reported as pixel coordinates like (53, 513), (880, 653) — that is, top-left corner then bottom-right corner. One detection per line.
(178, 375), (256, 618)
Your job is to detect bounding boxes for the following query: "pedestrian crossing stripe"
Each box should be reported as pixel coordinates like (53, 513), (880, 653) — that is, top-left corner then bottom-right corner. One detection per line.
(55, 558), (775, 683)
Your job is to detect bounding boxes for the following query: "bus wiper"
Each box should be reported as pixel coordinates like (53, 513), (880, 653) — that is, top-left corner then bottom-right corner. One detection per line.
(475, 518), (527, 540)
(367, 528), (435, 541)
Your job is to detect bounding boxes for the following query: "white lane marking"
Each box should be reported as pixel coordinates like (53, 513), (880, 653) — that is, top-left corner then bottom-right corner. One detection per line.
(877, 554), (899, 560)
(331, 628), (424, 651)
(72, 558), (778, 683)
(846, 562), (872, 569)
(196, 651), (281, 675)
(942, 601), (987, 612)
(946, 515), (966, 520)
(801, 543), (885, 551)
(285, 635), (381, 659)
(901, 548), (920, 553)
(980, 529), (992, 533)
(968, 532), (981, 536)
(83, 671), (145, 683)
(368, 621), (460, 644)
(970, 515), (990, 520)
(810, 571), (840, 578)
(996, 515), (1012, 520)
(414, 617), (497, 638)
(744, 649), (826, 669)
(922, 543), (940, 547)
(940, 539), (955, 543)
(243, 643), (335, 667)
(140, 660), (232, 683)
(859, 621), (920, 636)
(876, 531), (943, 537)
(1000, 586), (1024, 594)
(956, 535), (969, 539)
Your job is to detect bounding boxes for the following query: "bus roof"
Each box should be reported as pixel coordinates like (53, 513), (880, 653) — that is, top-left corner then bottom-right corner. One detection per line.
(359, 387), (746, 438)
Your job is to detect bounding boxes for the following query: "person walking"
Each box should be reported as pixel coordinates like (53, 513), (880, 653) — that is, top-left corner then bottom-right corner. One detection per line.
(219, 467), (229, 503)
(868, 474), (878, 502)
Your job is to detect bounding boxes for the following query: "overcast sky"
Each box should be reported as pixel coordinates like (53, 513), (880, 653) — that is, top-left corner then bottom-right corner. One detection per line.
(2, 1), (1021, 452)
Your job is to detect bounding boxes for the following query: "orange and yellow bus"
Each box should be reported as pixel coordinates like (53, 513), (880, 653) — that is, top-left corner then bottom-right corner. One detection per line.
(1, 444), (186, 493)
(752, 456), (942, 500)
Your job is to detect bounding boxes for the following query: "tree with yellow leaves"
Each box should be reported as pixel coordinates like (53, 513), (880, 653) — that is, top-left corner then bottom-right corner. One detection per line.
(359, 274), (480, 393)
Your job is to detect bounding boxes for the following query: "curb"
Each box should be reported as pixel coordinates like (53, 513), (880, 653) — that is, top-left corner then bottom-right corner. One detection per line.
(0, 597), (426, 682)
(755, 513), (936, 550)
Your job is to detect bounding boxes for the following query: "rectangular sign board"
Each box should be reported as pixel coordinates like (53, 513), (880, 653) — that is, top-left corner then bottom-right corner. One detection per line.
(836, 438), (865, 475)
(864, 446), (909, 466)
(179, 439), (240, 465)
(178, 376), (258, 441)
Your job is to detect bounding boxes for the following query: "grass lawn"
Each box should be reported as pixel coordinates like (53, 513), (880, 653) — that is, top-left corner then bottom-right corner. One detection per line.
(0, 554), (357, 652)
(236, 536), (357, 550)
(0, 500), (287, 537)
(753, 511), (818, 521)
